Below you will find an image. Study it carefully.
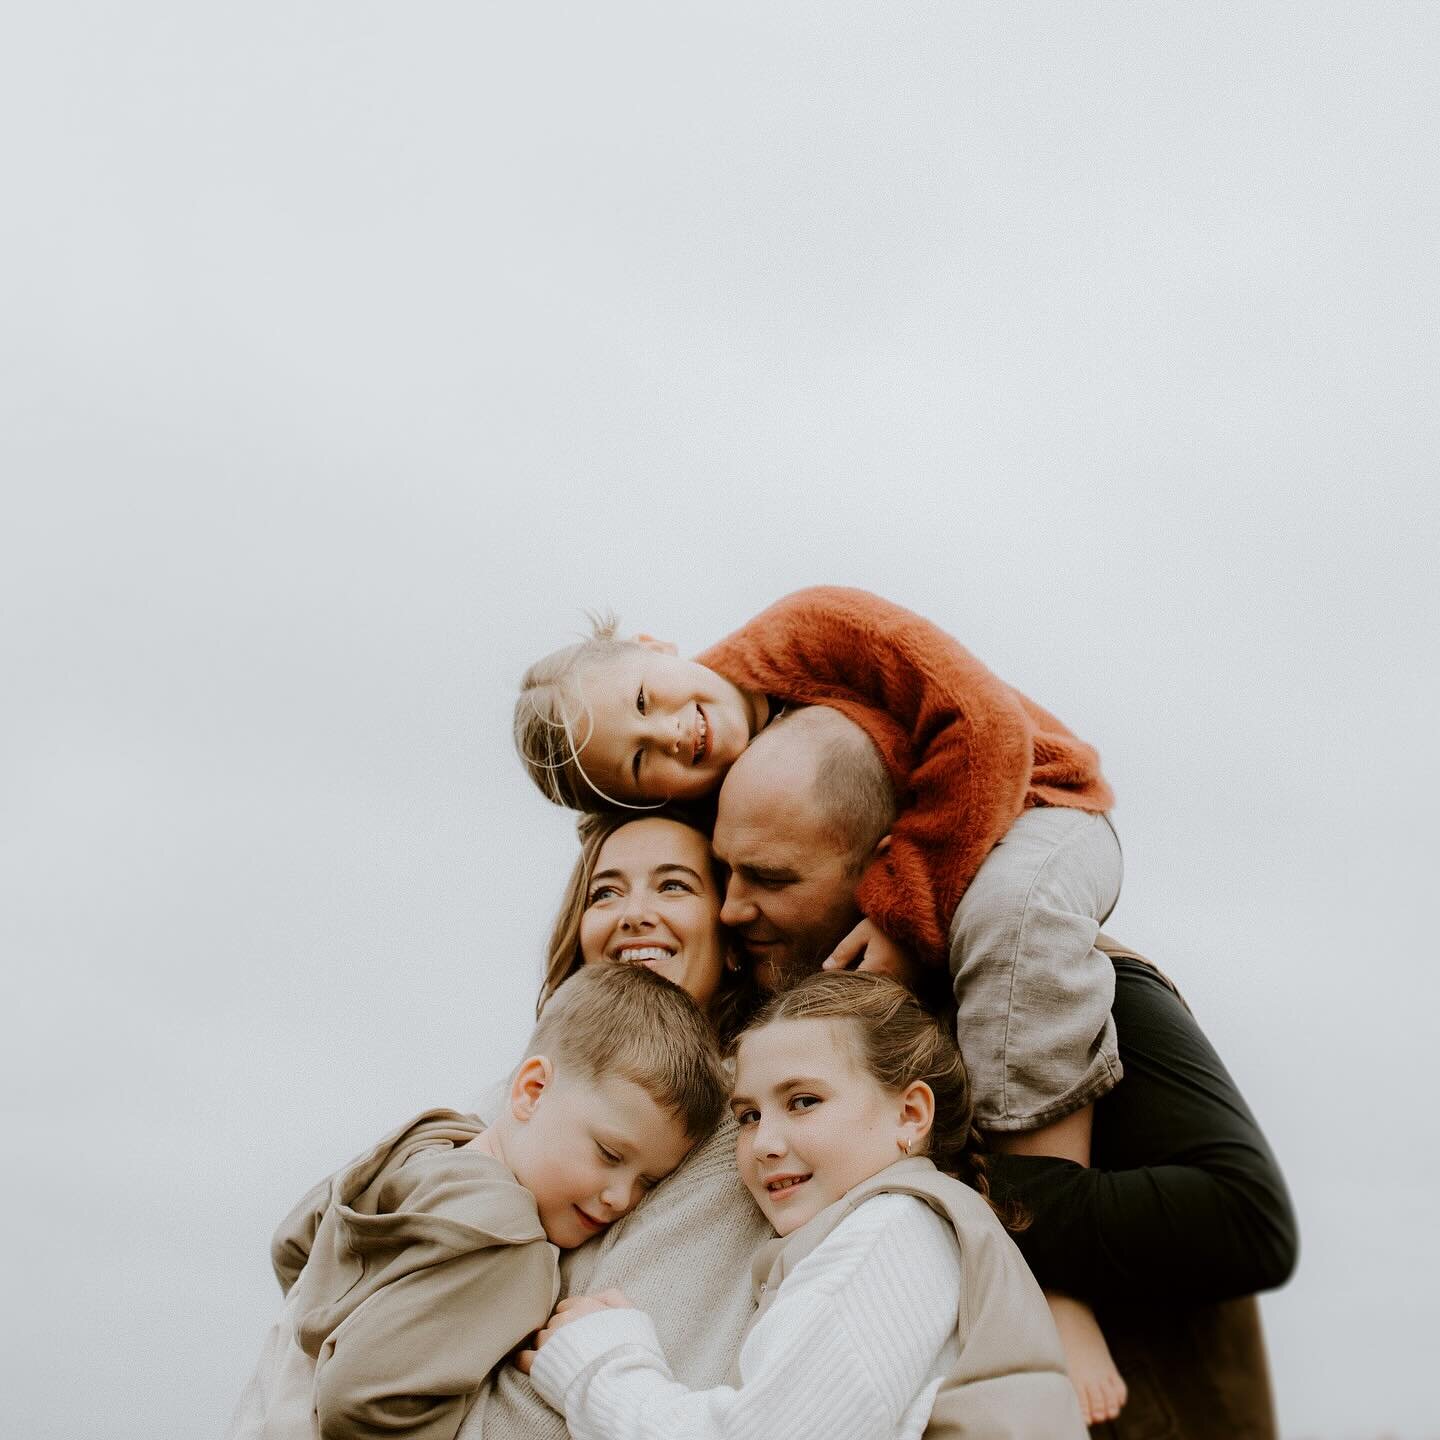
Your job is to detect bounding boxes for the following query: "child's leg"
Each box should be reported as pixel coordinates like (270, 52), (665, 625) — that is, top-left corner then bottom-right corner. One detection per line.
(950, 810), (1127, 1423)
(948, 806), (1123, 1136)
(1047, 1292), (1128, 1426)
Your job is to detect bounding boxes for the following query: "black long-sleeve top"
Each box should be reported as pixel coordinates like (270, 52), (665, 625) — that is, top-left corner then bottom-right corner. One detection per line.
(988, 956), (1299, 1307)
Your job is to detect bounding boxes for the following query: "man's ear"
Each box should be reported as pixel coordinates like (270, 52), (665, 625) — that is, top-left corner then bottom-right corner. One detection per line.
(634, 633), (678, 656)
(873, 833), (893, 858)
(509, 1055), (554, 1121)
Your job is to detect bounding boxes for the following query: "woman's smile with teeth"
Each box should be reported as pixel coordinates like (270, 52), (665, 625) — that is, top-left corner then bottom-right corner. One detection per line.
(614, 946), (674, 964)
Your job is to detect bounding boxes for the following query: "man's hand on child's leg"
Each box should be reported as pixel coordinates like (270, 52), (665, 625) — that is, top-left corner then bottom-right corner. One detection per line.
(823, 919), (922, 991)
(1047, 1291), (1128, 1425)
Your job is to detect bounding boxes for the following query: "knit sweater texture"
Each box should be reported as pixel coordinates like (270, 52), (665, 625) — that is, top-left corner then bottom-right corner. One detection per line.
(697, 587), (1112, 967)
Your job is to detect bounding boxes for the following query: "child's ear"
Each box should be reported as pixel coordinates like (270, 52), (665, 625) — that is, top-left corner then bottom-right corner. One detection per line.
(509, 1055), (555, 1121)
(634, 633), (678, 656)
(897, 1079), (935, 1154)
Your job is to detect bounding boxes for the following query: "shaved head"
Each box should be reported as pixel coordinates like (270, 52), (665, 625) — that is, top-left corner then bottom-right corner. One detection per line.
(712, 706), (895, 985)
(748, 707), (895, 870)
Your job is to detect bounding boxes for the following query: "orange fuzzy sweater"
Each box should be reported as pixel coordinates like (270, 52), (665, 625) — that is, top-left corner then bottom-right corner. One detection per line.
(697, 587), (1113, 969)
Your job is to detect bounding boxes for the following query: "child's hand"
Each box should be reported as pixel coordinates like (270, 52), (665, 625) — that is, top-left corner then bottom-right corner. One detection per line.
(823, 919), (922, 991)
(515, 1290), (634, 1373)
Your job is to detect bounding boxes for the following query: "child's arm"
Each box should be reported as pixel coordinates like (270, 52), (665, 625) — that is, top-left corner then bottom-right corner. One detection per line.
(700, 586), (1043, 966)
(313, 1241), (557, 1440)
(526, 1198), (961, 1440)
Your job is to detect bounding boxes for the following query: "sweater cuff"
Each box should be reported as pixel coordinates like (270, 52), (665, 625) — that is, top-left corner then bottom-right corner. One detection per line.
(529, 1308), (666, 1411)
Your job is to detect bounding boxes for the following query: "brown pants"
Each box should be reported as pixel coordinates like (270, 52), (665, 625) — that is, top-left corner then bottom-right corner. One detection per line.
(1090, 1295), (1277, 1440)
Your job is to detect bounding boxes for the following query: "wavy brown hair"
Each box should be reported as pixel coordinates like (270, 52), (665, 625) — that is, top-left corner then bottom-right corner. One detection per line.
(538, 811), (762, 1047)
(739, 971), (1025, 1229)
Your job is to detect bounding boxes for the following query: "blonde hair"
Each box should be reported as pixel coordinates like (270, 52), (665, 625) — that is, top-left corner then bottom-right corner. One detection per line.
(738, 971), (1023, 1226)
(514, 612), (653, 813)
(528, 961), (728, 1143)
(539, 811), (762, 1046)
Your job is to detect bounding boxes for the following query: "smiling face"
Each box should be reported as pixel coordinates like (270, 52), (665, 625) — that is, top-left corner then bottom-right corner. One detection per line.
(579, 818), (728, 1013)
(501, 1060), (695, 1249)
(731, 1016), (928, 1235)
(568, 648), (763, 804)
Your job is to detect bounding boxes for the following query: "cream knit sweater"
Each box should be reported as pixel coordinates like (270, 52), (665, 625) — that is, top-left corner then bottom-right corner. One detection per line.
(529, 1194), (963, 1440)
(459, 1108), (771, 1440)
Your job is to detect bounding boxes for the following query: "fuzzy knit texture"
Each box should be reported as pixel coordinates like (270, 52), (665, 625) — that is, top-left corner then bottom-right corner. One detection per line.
(458, 1106), (770, 1440)
(697, 586), (1113, 968)
(530, 1193), (961, 1440)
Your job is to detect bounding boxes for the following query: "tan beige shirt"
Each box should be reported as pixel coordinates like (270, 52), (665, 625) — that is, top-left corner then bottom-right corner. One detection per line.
(228, 1109), (559, 1440)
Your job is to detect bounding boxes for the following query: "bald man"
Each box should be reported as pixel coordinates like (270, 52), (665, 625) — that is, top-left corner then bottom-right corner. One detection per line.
(710, 705), (1294, 1440)
(711, 705), (908, 991)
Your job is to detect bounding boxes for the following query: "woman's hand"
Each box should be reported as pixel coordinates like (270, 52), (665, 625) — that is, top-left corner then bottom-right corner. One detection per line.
(515, 1290), (634, 1374)
(822, 919), (922, 990)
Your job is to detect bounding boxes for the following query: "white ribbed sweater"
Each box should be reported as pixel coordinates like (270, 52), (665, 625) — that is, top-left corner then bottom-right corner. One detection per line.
(530, 1193), (964, 1440)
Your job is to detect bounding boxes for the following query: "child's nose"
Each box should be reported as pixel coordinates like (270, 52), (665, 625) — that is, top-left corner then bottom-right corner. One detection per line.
(601, 1178), (637, 1214)
(658, 712), (683, 754)
(642, 707), (684, 753)
(753, 1118), (786, 1158)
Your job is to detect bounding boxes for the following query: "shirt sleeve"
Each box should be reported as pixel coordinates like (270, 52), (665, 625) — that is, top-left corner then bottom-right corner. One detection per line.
(530, 1195), (961, 1440)
(988, 959), (1299, 1305)
(315, 1239), (558, 1440)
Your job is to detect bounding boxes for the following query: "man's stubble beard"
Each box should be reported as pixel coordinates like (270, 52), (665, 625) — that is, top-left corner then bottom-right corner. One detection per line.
(753, 936), (840, 995)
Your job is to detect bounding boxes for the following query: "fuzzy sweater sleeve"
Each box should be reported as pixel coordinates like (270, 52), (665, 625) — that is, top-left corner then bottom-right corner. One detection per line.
(698, 586), (1040, 966)
(530, 1194), (961, 1440)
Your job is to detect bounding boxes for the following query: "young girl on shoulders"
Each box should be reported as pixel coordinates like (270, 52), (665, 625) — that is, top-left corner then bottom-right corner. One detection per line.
(520, 972), (1087, 1440)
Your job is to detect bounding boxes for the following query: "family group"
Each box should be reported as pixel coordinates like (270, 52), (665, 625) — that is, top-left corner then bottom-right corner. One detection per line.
(227, 587), (1297, 1440)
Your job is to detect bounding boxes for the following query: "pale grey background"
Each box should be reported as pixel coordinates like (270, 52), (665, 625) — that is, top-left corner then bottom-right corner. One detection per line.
(3, 5), (1437, 1437)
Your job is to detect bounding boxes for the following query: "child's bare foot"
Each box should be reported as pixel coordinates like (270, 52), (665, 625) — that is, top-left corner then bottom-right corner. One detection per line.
(1047, 1292), (1127, 1426)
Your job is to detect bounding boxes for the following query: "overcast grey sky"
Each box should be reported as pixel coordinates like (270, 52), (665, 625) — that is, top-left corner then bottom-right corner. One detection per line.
(3, 5), (1438, 1437)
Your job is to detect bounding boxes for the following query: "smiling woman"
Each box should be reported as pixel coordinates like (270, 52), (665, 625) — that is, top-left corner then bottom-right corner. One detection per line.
(539, 812), (761, 1043)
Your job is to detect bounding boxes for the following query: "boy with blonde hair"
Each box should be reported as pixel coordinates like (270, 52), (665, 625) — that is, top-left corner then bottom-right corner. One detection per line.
(226, 963), (727, 1440)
